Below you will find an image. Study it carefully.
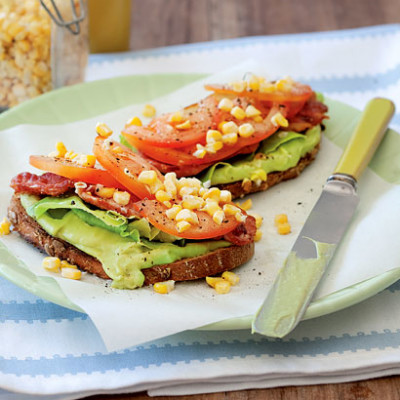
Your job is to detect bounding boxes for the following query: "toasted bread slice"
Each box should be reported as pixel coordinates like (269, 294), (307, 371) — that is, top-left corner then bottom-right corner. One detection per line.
(8, 195), (254, 285)
(218, 144), (319, 199)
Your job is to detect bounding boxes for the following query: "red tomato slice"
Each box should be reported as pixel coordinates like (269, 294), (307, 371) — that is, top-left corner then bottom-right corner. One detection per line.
(93, 136), (164, 199)
(204, 81), (313, 103)
(134, 199), (240, 239)
(123, 96), (222, 149)
(122, 106), (281, 166)
(142, 154), (215, 177)
(29, 155), (127, 190)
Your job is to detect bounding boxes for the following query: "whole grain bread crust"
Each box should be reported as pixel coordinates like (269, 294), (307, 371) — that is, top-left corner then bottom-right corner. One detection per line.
(7, 195), (254, 285)
(219, 144), (320, 199)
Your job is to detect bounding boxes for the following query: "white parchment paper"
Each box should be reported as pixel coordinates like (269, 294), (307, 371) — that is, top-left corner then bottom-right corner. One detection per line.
(1, 63), (400, 351)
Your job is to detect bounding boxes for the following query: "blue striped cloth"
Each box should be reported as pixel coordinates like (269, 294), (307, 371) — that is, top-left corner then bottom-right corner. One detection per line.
(2, 24), (400, 399)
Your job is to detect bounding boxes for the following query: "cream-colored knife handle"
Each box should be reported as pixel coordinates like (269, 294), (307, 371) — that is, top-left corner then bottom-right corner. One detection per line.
(334, 98), (395, 180)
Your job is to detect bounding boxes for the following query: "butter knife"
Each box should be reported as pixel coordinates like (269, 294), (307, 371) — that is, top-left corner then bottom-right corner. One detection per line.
(252, 97), (395, 338)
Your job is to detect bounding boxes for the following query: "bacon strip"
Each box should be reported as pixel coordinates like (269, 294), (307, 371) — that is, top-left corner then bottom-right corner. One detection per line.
(286, 97), (328, 132)
(74, 183), (140, 218)
(224, 214), (257, 245)
(10, 172), (75, 196)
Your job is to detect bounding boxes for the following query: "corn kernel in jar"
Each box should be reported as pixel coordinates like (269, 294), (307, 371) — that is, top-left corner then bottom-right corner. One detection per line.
(0, 0), (88, 108)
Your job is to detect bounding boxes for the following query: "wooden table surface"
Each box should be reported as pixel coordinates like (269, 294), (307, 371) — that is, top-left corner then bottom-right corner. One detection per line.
(86, 1), (400, 399)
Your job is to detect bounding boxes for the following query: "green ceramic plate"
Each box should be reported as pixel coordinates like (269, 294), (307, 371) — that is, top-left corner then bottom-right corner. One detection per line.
(1, 73), (400, 330)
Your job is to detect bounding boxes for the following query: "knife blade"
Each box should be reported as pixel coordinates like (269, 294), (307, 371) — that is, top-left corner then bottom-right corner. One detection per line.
(252, 97), (395, 338)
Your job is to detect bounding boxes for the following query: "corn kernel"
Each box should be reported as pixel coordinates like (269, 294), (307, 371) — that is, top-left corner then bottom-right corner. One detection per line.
(218, 98), (234, 112)
(241, 178), (252, 189)
(17, 39), (31, 53)
(112, 146), (123, 154)
(200, 199), (221, 216)
(96, 122), (113, 138)
(222, 132), (238, 145)
(164, 172), (178, 196)
(202, 187), (220, 201)
(259, 82), (276, 93)
(275, 77), (294, 91)
(247, 74), (260, 91)
(245, 105), (261, 118)
(181, 195), (204, 210)
(42, 257), (61, 272)
(176, 120), (191, 130)
(235, 212), (246, 222)
(193, 145), (207, 159)
(166, 204), (182, 220)
(277, 222), (291, 235)
(150, 178), (165, 194)
(205, 141), (223, 154)
(231, 106), (246, 120)
(253, 115), (263, 123)
(213, 209), (225, 225)
(223, 204), (241, 216)
(274, 213), (288, 225)
(206, 276), (225, 288)
(219, 190), (232, 203)
(176, 209), (199, 225)
(221, 121), (238, 134)
(239, 198), (252, 211)
(271, 112), (289, 128)
(155, 189), (172, 203)
(61, 267), (82, 280)
(96, 186), (115, 199)
(126, 116), (142, 127)
(78, 154), (96, 168)
(215, 280), (231, 294)
(65, 151), (79, 160)
(222, 271), (240, 286)
(183, 177), (202, 190)
(176, 220), (191, 233)
(142, 104), (156, 118)
(138, 170), (157, 185)
(33, 61), (49, 77)
(218, 121), (228, 132)
(238, 123), (255, 138)
(153, 280), (175, 294)
(168, 111), (183, 123)
(0, 217), (11, 236)
(177, 176), (197, 189)
(179, 186), (198, 197)
(250, 169), (267, 182)
(230, 80), (246, 92)
(113, 190), (131, 206)
(55, 141), (67, 157)
(206, 129), (222, 143)
(7, 22), (23, 37)
(61, 260), (77, 269)
(255, 229), (263, 241)
(249, 212), (263, 228)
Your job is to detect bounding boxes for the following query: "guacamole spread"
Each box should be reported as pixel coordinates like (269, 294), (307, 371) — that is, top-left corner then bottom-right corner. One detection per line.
(20, 194), (230, 289)
(201, 126), (321, 185)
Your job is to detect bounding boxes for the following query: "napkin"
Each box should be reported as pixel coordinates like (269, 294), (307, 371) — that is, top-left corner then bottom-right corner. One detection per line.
(1, 24), (400, 399)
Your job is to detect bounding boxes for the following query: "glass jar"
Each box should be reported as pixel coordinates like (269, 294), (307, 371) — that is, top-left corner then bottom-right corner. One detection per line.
(0, 0), (88, 108)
